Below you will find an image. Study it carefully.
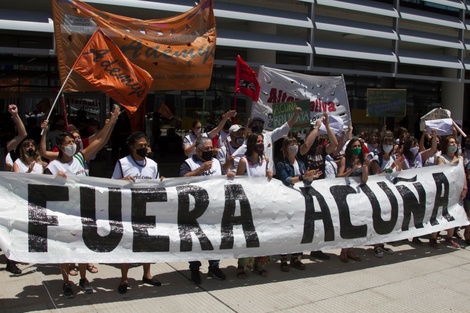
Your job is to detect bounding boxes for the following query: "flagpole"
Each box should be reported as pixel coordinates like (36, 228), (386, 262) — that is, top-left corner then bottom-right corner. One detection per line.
(41, 68), (74, 135)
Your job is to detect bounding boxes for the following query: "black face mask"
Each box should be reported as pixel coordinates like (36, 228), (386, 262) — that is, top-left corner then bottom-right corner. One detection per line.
(201, 150), (213, 161)
(27, 149), (35, 157)
(255, 143), (264, 153)
(135, 147), (147, 158)
(251, 125), (263, 134)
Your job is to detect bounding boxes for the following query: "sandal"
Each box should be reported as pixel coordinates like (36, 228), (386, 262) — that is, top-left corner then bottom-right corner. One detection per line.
(69, 264), (78, 276)
(87, 264), (99, 273)
(236, 267), (247, 279)
(280, 258), (289, 272)
(257, 269), (268, 277)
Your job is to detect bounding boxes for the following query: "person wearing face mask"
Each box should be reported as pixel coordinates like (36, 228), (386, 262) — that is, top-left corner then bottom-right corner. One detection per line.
(427, 135), (467, 249)
(180, 136), (234, 284)
(370, 131), (399, 174)
(399, 137), (423, 170)
(42, 105), (121, 299)
(182, 110), (237, 157)
(237, 107), (302, 174)
(337, 138), (370, 263)
(368, 131), (398, 257)
(111, 132), (163, 294)
(276, 136), (322, 272)
(217, 124), (246, 174)
(13, 138), (43, 174)
(299, 113), (338, 261)
(235, 133), (273, 278)
(6, 138), (43, 275)
(45, 116), (66, 151)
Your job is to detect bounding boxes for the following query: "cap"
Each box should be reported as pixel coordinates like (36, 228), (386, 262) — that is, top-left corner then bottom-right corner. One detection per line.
(250, 117), (265, 125)
(229, 124), (245, 134)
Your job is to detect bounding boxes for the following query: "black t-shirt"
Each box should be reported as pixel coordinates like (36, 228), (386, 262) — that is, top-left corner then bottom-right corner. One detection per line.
(302, 143), (327, 180)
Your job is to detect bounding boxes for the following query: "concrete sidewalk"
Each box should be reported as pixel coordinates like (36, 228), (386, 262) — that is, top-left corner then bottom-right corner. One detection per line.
(1, 239), (470, 313)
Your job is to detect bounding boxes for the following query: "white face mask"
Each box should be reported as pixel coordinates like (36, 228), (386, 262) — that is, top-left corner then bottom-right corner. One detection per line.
(64, 144), (77, 157)
(382, 144), (393, 154)
(288, 145), (299, 155)
(448, 145), (457, 154)
(410, 146), (419, 156)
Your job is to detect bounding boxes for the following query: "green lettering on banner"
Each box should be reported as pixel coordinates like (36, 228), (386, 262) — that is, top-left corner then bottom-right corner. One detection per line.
(367, 89), (407, 118)
(272, 99), (311, 132)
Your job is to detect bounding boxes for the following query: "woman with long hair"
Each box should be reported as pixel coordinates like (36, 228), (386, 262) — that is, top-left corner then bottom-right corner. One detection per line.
(13, 138), (43, 174)
(235, 133), (272, 278)
(336, 137), (370, 262)
(276, 136), (320, 272)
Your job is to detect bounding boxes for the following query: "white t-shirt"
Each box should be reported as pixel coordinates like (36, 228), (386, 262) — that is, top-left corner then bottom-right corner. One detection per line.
(46, 152), (87, 176)
(371, 153), (396, 172)
(217, 140), (244, 173)
(112, 155), (159, 181)
(183, 156), (222, 176)
(241, 156), (267, 177)
(14, 158), (43, 174)
(232, 122), (291, 173)
(218, 131), (230, 148)
(324, 155), (338, 179)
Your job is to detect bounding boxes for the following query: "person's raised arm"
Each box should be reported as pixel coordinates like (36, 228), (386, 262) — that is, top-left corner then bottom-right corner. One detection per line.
(39, 120), (59, 161)
(6, 104), (27, 152)
(80, 105), (121, 162)
(208, 110), (237, 139)
(325, 114), (338, 155)
(287, 107), (302, 128)
(420, 129), (437, 163)
(300, 118), (321, 156)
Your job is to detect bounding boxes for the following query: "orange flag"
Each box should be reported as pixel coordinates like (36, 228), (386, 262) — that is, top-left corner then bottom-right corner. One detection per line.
(157, 102), (173, 120)
(72, 28), (153, 113)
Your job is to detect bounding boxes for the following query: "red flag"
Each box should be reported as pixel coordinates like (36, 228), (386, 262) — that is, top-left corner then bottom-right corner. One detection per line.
(72, 28), (154, 113)
(235, 55), (260, 102)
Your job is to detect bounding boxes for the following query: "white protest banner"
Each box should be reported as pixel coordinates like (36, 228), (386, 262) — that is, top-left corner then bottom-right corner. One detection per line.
(252, 66), (351, 130)
(425, 118), (453, 136)
(0, 164), (466, 264)
(319, 114), (344, 136)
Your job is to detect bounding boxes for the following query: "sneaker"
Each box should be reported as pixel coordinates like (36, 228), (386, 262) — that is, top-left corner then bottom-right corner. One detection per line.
(429, 238), (439, 248)
(310, 251), (330, 260)
(190, 270), (202, 284)
(63, 282), (75, 299)
(379, 245), (394, 254)
(79, 278), (93, 294)
(208, 265), (226, 280)
(6, 261), (22, 274)
(445, 238), (460, 249)
(372, 246), (384, 258)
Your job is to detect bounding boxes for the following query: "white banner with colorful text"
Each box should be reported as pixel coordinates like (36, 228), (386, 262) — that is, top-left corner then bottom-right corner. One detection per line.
(0, 164), (466, 264)
(252, 66), (351, 130)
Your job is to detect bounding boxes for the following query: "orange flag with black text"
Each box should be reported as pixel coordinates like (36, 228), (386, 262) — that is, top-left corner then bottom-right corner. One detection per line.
(235, 55), (260, 102)
(72, 28), (153, 113)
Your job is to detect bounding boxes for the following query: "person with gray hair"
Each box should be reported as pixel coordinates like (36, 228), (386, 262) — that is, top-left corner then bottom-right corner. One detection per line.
(179, 136), (235, 284)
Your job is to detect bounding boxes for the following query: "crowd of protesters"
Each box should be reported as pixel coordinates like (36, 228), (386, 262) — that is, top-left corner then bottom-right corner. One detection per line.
(1, 103), (469, 298)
